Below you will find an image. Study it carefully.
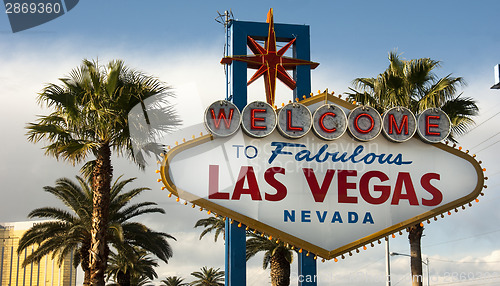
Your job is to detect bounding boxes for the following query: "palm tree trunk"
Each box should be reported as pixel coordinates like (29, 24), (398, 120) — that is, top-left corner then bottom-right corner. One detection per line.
(90, 142), (113, 286)
(83, 270), (91, 286)
(80, 244), (91, 286)
(408, 224), (424, 286)
(270, 253), (290, 286)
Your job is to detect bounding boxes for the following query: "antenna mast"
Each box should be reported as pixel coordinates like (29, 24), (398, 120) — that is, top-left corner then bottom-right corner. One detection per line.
(216, 10), (234, 101)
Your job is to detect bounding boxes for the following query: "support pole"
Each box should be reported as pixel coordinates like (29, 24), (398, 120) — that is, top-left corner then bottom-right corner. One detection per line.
(225, 219), (246, 286)
(426, 258), (430, 286)
(225, 18), (247, 286)
(298, 252), (317, 286)
(386, 237), (391, 286)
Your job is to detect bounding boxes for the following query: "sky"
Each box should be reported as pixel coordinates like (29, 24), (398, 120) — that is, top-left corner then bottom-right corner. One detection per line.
(1, 0), (500, 285)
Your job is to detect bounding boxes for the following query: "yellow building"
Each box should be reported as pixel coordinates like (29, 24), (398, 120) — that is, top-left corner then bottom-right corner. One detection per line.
(0, 221), (77, 286)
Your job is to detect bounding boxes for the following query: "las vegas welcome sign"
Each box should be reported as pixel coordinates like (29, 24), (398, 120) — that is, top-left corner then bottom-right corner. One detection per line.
(160, 92), (485, 260)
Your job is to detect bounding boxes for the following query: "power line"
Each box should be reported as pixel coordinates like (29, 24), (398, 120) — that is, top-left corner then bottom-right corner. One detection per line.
(474, 138), (500, 153)
(350, 256), (385, 273)
(469, 130), (500, 150)
(392, 274), (408, 286)
(424, 228), (500, 248)
(354, 227), (500, 284)
(390, 227), (500, 255)
(457, 111), (500, 152)
(431, 257), (500, 264)
(466, 111), (500, 134)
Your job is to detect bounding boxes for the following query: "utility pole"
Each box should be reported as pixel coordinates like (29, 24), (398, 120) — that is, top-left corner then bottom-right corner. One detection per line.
(385, 237), (391, 286)
(391, 252), (431, 286)
(426, 257), (430, 286)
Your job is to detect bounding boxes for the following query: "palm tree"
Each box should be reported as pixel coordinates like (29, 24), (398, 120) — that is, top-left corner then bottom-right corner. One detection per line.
(246, 232), (293, 286)
(26, 59), (180, 285)
(17, 176), (175, 286)
(347, 51), (479, 286)
(106, 247), (158, 286)
(161, 276), (188, 286)
(17, 176), (94, 284)
(347, 51), (478, 141)
(194, 217), (293, 285)
(190, 267), (224, 286)
(194, 216), (226, 242)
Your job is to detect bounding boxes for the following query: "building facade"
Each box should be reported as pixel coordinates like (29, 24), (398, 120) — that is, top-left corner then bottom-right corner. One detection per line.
(0, 221), (76, 286)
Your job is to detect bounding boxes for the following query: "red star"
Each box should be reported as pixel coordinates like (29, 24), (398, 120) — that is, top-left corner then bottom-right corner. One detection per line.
(221, 8), (319, 106)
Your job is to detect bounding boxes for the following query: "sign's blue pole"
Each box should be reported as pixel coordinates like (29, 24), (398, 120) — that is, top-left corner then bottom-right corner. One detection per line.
(298, 252), (317, 286)
(225, 20), (247, 286)
(226, 18), (317, 286)
(225, 219), (246, 286)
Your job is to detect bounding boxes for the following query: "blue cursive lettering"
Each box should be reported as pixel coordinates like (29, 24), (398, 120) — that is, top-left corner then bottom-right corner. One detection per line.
(269, 142), (412, 165)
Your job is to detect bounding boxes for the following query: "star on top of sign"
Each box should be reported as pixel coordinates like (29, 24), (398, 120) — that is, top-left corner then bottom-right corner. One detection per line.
(221, 9), (319, 106)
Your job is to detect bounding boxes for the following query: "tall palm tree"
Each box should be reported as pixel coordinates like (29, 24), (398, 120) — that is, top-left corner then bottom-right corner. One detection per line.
(246, 232), (293, 286)
(347, 51), (478, 141)
(190, 267), (224, 286)
(26, 59), (180, 285)
(17, 176), (175, 286)
(161, 276), (188, 286)
(106, 247), (158, 286)
(347, 51), (479, 286)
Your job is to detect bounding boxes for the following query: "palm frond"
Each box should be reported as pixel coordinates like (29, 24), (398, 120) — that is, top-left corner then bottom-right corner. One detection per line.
(194, 217), (226, 242)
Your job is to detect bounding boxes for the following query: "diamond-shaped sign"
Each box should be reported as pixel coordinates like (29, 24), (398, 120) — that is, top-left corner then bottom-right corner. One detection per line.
(160, 93), (485, 260)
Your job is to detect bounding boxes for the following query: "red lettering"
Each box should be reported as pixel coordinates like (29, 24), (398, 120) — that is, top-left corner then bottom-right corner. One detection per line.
(251, 109), (267, 130)
(360, 171), (390, 204)
(287, 109), (303, 131)
(319, 112), (336, 133)
(232, 166), (262, 200)
(426, 115), (441, 136)
(303, 168), (335, 203)
(421, 173), (442, 206)
(389, 114), (409, 135)
(354, 113), (374, 134)
(208, 165), (229, 200)
(210, 108), (234, 129)
(338, 170), (358, 203)
(264, 167), (287, 201)
(391, 172), (419, 205)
